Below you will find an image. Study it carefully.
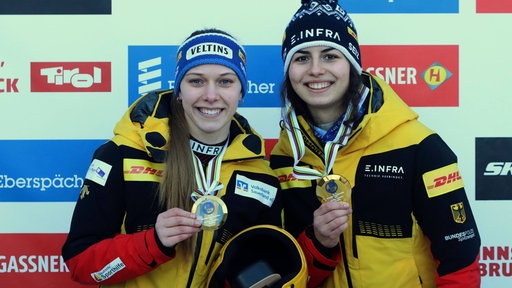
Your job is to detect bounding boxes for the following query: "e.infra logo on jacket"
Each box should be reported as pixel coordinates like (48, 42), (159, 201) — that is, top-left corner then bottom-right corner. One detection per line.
(31, 62), (111, 92)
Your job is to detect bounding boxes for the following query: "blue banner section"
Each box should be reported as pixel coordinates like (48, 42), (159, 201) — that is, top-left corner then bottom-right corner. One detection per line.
(128, 45), (283, 107)
(0, 140), (106, 202)
(341, 0), (458, 13)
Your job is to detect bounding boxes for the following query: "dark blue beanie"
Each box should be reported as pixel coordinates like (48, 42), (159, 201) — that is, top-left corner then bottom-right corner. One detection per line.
(282, 0), (362, 75)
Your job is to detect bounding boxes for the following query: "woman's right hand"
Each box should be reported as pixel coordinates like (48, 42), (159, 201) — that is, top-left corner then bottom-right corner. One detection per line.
(312, 201), (352, 248)
(154, 208), (202, 248)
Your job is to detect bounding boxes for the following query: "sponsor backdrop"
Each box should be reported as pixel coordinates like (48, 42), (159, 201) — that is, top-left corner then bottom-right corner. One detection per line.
(0, 0), (510, 286)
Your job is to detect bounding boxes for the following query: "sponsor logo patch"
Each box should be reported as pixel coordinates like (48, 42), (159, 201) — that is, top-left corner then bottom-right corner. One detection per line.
(186, 43), (232, 60)
(275, 167), (310, 190)
(91, 257), (125, 282)
(444, 228), (476, 242)
(123, 159), (164, 182)
(234, 175), (277, 207)
(423, 163), (464, 198)
(85, 159), (112, 186)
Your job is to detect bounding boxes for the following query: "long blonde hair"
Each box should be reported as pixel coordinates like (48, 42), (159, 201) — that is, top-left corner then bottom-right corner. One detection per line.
(158, 94), (197, 259)
(158, 27), (237, 259)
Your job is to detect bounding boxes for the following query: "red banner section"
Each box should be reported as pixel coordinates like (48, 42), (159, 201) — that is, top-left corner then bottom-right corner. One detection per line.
(0, 234), (88, 288)
(362, 45), (459, 107)
(476, 0), (512, 13)
(31, 62), (111, 92)
(479, 246), (512, 277)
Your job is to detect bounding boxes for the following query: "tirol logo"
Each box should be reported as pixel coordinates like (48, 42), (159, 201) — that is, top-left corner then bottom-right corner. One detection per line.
(362, 45), (459, 107)
(31, 62), (111, 92)
(476, 137), (512, 200)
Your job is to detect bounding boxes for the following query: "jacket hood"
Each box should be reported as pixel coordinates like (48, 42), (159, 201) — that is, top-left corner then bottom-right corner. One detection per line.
(112, 90), (172, 162)
(273, 72), (419, 163)
(111, 90), (265, 163)
(345, 72), (419, 153)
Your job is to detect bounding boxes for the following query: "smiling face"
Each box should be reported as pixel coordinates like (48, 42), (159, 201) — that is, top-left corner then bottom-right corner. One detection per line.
(179, 64), (242, 144)
(288, 46), (351, 125)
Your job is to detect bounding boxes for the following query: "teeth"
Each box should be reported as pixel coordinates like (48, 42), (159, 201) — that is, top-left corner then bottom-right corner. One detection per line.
(200, 108), (221, 115)
(308, 82), (330, 89)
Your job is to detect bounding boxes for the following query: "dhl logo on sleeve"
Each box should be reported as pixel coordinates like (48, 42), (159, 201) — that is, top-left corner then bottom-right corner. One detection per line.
(123, 159), (165, 182)
(423, 163), (464, 198)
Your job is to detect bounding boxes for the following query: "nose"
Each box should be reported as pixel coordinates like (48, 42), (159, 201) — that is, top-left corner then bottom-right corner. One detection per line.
(309, 58), (325, 76)
(203, 82), (219, 102)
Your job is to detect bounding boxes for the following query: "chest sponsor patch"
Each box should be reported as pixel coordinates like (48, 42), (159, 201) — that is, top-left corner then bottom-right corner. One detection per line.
(422, 163), (464, 198)
(234, 175), (277, 207)
(85, 159), (112, 186)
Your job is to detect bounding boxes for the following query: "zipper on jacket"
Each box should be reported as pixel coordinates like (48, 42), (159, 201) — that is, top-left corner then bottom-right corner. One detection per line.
(340, 236), (353, 288)
(185, 231), (204, 287)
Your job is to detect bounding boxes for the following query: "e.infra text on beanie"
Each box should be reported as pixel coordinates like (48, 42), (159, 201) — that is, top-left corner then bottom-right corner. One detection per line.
(281, 0), (362, 75)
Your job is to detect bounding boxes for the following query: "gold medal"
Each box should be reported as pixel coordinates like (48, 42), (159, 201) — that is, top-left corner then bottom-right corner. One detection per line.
(316, 174), (351, 204)
(191, 195), (228, 230)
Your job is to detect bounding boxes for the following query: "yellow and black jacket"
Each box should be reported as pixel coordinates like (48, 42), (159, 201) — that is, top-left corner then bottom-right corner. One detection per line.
(62, 90), (282, 287)
(270, 72), (481, 288)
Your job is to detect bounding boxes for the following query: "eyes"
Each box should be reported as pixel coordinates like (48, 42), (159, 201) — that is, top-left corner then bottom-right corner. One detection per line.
(291, 49), (345, 64)
(184, 75), (238, 88)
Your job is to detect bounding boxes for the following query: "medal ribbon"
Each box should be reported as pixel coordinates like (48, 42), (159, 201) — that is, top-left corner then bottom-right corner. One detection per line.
(284, 86), (369, 180)
(190, 139), (229, 202)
